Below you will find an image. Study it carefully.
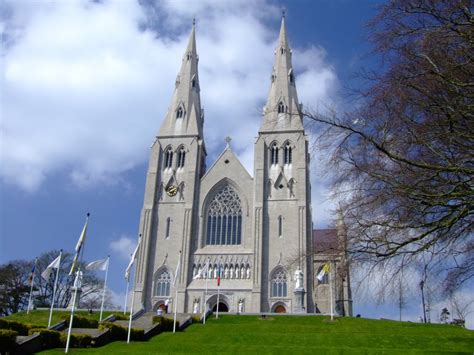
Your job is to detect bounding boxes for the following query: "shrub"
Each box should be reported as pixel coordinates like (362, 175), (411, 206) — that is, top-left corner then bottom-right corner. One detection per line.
(62, 315), (98, 328)
(98, 322), (144, 341)
(28, 328), (61, 349)
(60, 333), (92, 348)
(111, 313), (129, 321)
(152, 316), (176, 331)
(0, 329), (18, 352)
(0, 318), (39, 335)
(191, 316), (201, 324)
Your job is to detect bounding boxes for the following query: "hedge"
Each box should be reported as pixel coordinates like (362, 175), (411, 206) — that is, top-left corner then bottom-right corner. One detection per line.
(152, 316), (176, 331)
(62, 315), (98, 328)
(0, 318), (42, 335)
(98, 322), (144, 341)
(0, 329), (18, 352)
(28, 328), (61, 349)
(59, 333), (92, 348)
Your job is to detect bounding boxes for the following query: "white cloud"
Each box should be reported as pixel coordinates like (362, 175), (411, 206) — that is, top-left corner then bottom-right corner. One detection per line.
(1, 0), (339, 225)
(110, 235), (136, 261)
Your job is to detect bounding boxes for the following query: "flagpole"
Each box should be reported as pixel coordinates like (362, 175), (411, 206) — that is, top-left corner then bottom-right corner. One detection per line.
(173, 250), (182, 334)
(99, 256), (110, 322)
(203, 257), (209, 325)
(124, 279), (129, 314)
(65, 269), (82, 353)
(216, 257), (222, 320)
(48, 250), (62, 328)
(329, 261), (334, 321)
(127, 282), (136, 344)
(27, 258), (38, 314)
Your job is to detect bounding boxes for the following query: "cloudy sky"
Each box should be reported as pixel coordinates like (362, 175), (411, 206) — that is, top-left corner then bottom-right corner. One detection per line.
(3, 0), (469, 327)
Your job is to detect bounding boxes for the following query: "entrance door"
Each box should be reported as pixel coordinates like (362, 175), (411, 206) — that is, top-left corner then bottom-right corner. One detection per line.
(212, 302), (229, 312)
(274, 305), (286, 313)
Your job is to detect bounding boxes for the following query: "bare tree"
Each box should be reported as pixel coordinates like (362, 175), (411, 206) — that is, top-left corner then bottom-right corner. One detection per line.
(450, 293), (474, 327)
(34, 250), (102, 308)
(304, 0), (474, 290)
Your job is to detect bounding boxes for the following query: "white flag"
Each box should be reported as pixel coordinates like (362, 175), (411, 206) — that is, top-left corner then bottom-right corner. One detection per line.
(125, 237), (141, 281)
(69, 214), (90, 275)
(173, 251), (182, 286)
(317, 263), (331, 282)
(86, 258), (108, 271)
(41, 254), (61, 280)
(193, 261), (209, 280)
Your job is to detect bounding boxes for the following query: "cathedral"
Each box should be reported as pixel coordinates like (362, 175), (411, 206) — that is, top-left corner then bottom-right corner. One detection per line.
(133, 17), (352, 315)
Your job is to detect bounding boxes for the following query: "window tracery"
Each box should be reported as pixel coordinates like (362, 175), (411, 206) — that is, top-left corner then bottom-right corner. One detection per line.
(205, 185), (242, 245)
(271, 269), (288, 297)
(155, 269), (171, 297)
(284, 142), (292, 165)
(270, 143), (279, 165)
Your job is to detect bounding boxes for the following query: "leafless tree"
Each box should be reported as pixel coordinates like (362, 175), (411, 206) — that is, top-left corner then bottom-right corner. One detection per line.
(450, 293), (474, 326)
(304, 0), (474, 290)
(0, 260), (32, 316)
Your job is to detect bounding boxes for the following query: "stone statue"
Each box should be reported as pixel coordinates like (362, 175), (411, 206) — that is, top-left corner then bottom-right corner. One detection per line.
(213, 266), (218, 279)
(246, 265), (251, 279)
(238, 299), (244, 313)
(235, 266), (240, 279)
(224, 266), (229, 279)
(295, 266), (304, 289)
(193, 298), (200, 314)
(208, 265), (213, 279)
(230, 266), (234, 279)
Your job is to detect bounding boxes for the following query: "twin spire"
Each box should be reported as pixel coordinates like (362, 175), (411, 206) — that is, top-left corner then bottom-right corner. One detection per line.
(158, 20), (203, 138)
(158, 16), (303, 138)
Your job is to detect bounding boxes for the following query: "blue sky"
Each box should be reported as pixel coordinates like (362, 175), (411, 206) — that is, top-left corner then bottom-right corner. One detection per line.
(2, 0), (470, 327)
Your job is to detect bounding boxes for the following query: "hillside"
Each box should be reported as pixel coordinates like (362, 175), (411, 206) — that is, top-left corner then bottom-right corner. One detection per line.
(39, 314), (474, 354)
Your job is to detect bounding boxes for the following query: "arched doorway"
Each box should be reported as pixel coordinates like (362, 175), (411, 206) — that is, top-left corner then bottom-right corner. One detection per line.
(212, 302), (229, 312)
(273, 304), (286, 313)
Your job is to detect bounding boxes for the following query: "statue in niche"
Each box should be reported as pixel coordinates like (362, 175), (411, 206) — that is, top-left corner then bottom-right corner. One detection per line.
(224, 266), (229, 279)
(295, 266), (304, 289)
(235, 266), (240, 279)
(213, 266), (218, 279)
(208, 265), (213, 279)
(288, 178), (296, 198)
(246, 265), (251, 279)
(193, 297), (200, 314)
(241, 265), (245, 278)
(192, 264), (197, 278)
(178, 182), (185, 201)
(238, 299), (244, 313)
(229, 266), (234, 279)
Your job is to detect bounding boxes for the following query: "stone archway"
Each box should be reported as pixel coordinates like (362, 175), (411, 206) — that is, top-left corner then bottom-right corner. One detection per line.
(212, 302), (229, 312)
(206, 293), (231, 313)
(271, 303), (287, 313)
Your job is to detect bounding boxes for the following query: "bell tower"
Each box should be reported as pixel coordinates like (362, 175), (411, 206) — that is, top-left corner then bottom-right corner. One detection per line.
(254, 16), (314, 313)
(133, 21), (206, 312)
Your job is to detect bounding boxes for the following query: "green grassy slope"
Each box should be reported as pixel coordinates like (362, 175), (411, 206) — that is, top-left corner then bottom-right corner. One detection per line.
(4, 309), (115, 327)
(38, 315), (474, 354)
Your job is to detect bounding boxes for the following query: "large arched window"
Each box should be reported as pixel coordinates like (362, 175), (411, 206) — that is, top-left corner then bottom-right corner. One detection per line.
(205, 184), (242, 245)
(271, 269), (288, 297)
(155, 269), (171, 296)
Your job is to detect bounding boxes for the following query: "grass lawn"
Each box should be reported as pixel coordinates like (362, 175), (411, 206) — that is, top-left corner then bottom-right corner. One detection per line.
(4, 309), (116, 327)
(39, 315), (474, 354)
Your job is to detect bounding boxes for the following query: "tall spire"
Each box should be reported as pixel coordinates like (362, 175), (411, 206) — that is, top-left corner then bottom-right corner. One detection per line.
(158, 21), (203, 138)
(260, 16), (303, 132)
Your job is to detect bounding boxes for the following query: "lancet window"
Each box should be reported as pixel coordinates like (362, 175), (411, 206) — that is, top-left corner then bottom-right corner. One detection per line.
(165, 217), (171, 239)
(284, 142), (292, 165)
(271, 269), (288, 297)
(270, 143), (279, 165)
(278, 215), (283, 237)
(155, 269), (171, 297)
(177, 147), (186, 168)
(176, 106), (184, 119)
(164, 147), (173, 169)
(205, 184), (242, 245)
(278, 101), (285, 113)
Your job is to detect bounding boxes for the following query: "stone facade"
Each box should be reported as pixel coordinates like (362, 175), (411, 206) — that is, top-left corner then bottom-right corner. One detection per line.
(133, 17), (351, 315)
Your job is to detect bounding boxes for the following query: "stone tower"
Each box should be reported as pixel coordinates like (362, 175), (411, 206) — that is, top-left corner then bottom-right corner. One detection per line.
(254, 16), (314, 312)
(133, 23), (206, 312)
